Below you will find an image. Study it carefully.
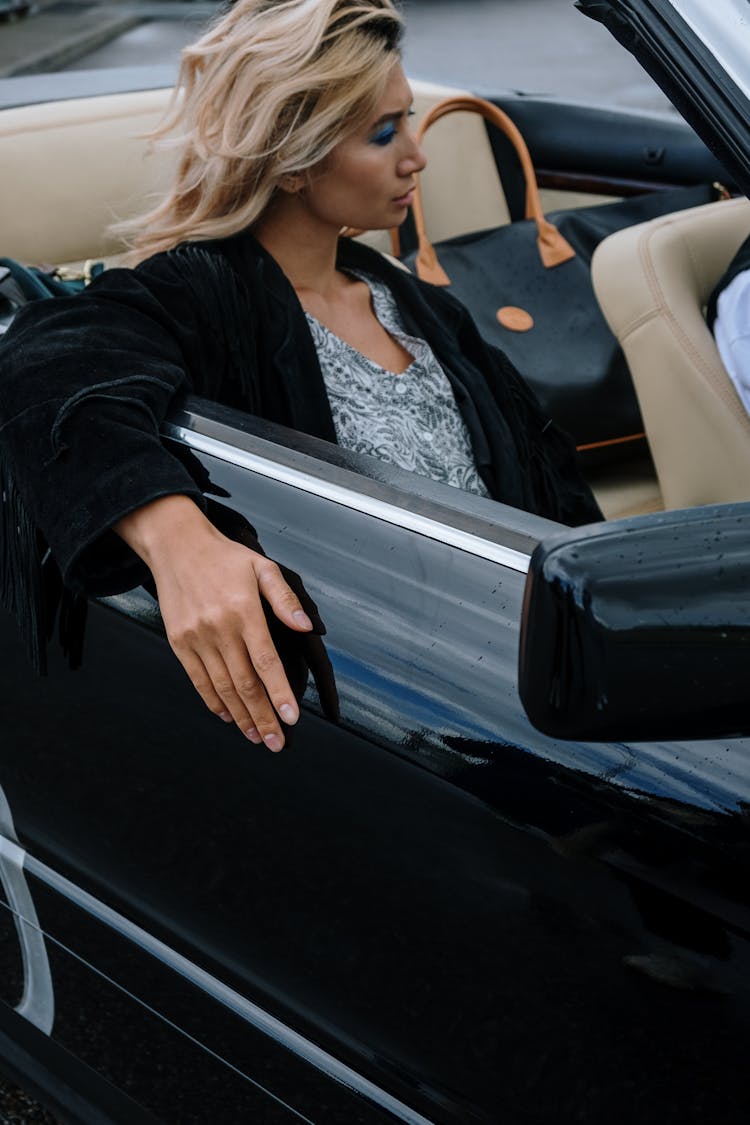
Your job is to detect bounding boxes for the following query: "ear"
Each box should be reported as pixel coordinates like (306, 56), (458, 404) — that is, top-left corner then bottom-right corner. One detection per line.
(278, 173), (304, 194)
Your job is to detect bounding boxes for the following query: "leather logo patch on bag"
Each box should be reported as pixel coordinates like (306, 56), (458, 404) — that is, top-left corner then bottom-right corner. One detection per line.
(497, 305), (534, 332)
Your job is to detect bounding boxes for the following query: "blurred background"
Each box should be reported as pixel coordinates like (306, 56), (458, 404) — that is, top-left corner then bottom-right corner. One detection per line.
(0, 0), (672, 111)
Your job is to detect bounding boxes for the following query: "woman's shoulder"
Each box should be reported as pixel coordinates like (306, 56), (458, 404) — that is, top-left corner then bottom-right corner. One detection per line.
(118, 229), (253, 282)
(97, 233), (263, 318)
(132, 236), (238, 281)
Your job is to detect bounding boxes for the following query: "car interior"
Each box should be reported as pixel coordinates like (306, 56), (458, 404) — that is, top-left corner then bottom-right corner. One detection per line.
(592, 196), (750, 510)
(2, 77), (749, 525)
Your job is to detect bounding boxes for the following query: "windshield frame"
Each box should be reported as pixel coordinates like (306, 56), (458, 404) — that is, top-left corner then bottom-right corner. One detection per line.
(576, 0), (750, 196)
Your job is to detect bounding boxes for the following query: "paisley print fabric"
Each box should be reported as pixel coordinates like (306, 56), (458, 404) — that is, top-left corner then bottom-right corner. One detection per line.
(305, 271), (490, 498)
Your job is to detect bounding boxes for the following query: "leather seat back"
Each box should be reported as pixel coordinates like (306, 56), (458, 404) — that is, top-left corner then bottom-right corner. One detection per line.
(592, 197), (750, 510)
(0, 80), (510, 266)
(0, 89), (177, 264)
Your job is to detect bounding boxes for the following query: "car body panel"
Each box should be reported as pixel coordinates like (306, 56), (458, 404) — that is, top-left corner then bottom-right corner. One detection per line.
(3, 403), (750, 1121)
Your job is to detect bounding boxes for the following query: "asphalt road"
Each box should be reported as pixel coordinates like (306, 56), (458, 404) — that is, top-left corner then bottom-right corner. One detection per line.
(0, 1075), (59, 1124)
(55, 0), (672, 112)
(404, 0), (671, 112)
(0, 1), (672, 1121)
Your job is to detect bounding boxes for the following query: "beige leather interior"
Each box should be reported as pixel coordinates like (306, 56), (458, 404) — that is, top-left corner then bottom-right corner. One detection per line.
(0, 89), (178, 263)
(584, 452), (662, 520)
(538, 188), (620, 213)
(592, 197), (750, 511)
(0, 79), (511, 265)
(411, 81), (511, 239)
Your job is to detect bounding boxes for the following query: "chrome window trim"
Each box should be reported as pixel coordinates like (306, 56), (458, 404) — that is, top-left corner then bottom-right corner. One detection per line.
(21, 850), (435, 1125)
(167, 424), (532, 575)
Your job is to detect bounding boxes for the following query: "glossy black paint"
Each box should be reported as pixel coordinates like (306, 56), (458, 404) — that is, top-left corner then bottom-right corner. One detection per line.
(0, 890), (377, 1125)
(3, 403), (750, 1123)
(520, 502), (750, 741)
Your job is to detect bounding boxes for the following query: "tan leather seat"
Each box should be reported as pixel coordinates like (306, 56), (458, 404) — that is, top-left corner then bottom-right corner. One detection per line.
(592, 197), (750, 510)
(0, 80), (511, 266)
(0, 89), (178, 265)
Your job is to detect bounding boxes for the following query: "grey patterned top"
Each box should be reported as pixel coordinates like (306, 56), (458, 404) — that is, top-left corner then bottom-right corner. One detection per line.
(305, 271), (490, 498)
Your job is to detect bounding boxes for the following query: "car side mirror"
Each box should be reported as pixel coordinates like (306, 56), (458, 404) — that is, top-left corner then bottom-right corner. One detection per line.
(519, 502), (750, 742)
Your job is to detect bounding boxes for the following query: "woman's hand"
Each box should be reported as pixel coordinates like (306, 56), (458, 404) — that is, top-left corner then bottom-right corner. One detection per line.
(115, 494), (319, 750)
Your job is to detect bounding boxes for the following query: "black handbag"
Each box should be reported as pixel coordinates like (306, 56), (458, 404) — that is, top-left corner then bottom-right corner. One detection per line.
(400, 96), (721, 462)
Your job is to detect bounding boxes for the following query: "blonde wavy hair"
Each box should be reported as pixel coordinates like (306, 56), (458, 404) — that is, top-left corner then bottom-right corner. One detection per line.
(118, 0), (403, 261)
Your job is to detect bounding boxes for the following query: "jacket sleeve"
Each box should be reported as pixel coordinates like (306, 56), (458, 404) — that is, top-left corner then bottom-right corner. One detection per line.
(0, 252), (222, 594)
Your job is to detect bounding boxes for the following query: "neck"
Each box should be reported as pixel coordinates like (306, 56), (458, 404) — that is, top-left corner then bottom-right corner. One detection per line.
(254, 194), (343, 299)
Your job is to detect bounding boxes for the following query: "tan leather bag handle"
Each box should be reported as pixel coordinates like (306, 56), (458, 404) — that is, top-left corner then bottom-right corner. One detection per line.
(395, 94), (576, 285)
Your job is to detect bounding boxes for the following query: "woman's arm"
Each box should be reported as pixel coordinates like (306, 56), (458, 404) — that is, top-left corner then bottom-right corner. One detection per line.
(0, 251), (328, 744)
(115, 495), (314, 750)
(0, 254), (212, 593)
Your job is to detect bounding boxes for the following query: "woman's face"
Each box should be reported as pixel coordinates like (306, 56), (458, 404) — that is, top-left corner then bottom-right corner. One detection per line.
(298, 62), (427, 233)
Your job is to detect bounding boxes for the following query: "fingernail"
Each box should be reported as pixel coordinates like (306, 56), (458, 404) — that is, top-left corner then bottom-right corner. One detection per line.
(279, 703), (297, 724)
(219, 711), (233, 723)
(293, 610), (313, 630)
(264, 733), (283, 753)
(244, 727), (262, 744)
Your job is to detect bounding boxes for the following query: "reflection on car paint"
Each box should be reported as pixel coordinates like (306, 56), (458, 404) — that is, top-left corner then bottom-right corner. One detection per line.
(0, 787), (54, 1035)
(17, 846), (435, 1125)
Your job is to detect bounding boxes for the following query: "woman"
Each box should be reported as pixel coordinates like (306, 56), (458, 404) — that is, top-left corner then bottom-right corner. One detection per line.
(0, 0), (600, 752)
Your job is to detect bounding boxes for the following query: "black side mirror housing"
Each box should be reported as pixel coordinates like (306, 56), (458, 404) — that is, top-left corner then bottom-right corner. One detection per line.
(519, 502), (750, 742)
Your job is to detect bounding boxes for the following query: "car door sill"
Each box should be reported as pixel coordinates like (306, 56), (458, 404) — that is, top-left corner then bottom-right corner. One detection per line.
(13, 845), (436, 1125)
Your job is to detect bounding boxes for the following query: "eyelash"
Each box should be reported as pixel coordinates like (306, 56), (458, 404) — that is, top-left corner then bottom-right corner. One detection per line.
(370, 109), (415, 147)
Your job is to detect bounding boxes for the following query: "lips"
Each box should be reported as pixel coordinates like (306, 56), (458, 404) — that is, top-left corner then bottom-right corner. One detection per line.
(393, 187), (415, 207)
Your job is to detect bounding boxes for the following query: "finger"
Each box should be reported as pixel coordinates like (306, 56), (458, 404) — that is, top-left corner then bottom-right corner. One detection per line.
(172, 646), (258, 737)
(199, 648), (270, 746)
(254, 558), (314, 632)
(204, 652), (264, 744)
(275, 563), (327, 635)
(223, 636), (294, 750)
(236, 625), (303, 738)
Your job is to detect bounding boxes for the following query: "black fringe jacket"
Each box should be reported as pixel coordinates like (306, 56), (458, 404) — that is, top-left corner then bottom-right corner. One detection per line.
(0, 230), (601, 670)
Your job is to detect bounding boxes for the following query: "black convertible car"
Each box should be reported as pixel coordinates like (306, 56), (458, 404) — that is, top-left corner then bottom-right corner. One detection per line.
(1, 1), (750, 1122)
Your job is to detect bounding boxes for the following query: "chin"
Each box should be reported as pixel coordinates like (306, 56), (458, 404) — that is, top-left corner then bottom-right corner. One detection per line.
(337, 208), (408, 238)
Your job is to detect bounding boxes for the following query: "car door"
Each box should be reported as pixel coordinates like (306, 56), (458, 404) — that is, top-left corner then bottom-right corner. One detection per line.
(2, 397), (750, 1124)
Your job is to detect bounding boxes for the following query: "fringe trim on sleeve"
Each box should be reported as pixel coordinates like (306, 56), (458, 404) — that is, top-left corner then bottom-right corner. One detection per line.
(2, 245), (251, 676)
(170, 245), (259, 407)
(0, 448), (86, 675)
(1, 446), (47, 672)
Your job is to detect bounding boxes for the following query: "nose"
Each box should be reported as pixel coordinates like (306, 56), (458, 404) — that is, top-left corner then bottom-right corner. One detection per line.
(399, 125), (427, 176)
